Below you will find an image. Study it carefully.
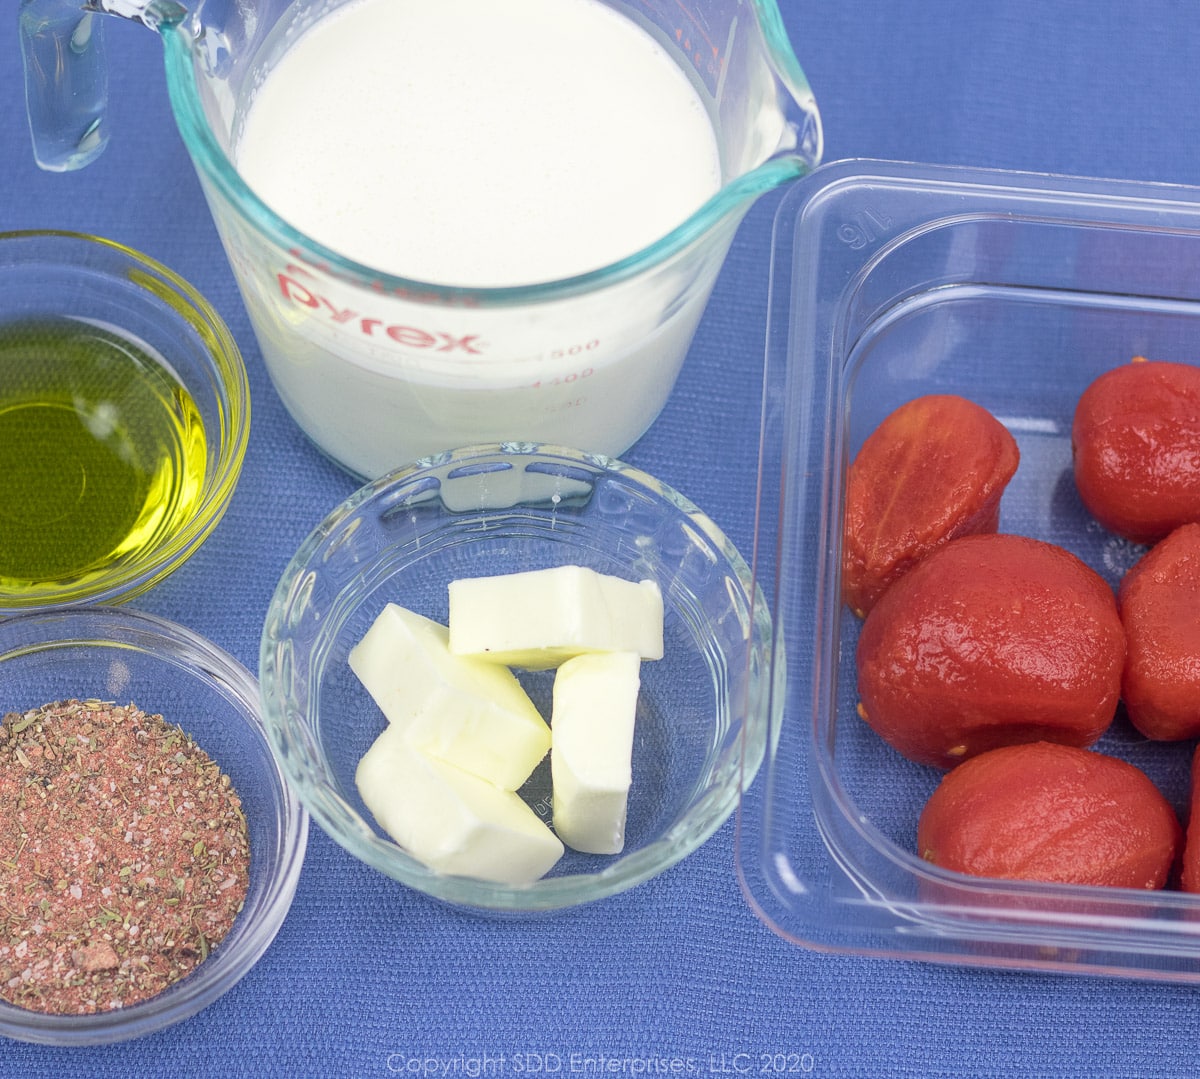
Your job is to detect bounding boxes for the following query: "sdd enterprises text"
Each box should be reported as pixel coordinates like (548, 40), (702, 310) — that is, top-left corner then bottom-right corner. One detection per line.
(386, 1052), (816, 1077)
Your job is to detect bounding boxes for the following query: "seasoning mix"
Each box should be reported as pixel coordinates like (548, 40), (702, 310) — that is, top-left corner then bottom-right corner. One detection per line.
(0, 699), (250, 1014)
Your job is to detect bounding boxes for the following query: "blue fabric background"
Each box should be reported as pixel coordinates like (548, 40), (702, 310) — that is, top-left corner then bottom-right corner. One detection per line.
(4, 2), (1200, 1075)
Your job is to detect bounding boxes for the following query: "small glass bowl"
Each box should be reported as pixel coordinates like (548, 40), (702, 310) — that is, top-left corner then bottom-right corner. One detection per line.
(259, 443), (772, 912)
(0, 607), (308, 1046)
(0, 230), (250, 611)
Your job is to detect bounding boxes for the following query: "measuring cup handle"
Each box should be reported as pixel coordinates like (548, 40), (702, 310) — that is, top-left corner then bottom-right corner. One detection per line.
(19, 0), (186, 172)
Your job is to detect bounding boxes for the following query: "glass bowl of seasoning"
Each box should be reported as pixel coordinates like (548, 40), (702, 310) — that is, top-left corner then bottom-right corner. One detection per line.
(259, 442), (772, 912)
(0, 606), (308, 1045)
(0, 230), (250, 612)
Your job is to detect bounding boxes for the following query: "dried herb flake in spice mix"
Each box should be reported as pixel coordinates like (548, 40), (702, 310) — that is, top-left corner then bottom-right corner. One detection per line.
(0, 699), (250, 1014)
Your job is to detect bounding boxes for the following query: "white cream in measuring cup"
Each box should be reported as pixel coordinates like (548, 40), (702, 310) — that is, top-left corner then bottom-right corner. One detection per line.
(228, 0), (722, 477)
(236, 0), (721, 289)
(21, 0), (822, 479)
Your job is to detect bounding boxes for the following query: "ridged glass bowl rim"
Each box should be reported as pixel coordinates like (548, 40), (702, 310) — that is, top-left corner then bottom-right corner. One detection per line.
(0, 605), (308, 1046)
(0, 229), (251, 612)
(258, 442), (773, 911)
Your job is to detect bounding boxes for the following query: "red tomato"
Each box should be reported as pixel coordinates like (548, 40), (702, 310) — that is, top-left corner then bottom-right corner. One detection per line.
(1073, 358), (1200, 544)
(842, 394), (1018, 617)
(856, 533), (1125, 769)
(1118, 523), (1200, 741)
(918, 742), (1180, 889)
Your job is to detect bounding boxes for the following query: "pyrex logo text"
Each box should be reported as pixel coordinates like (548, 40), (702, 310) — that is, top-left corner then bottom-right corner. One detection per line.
(276, 266), (486, 354)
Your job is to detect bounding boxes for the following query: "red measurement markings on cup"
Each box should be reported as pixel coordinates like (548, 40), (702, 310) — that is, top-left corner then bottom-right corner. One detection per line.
(640, 0), (724, 87)
(536, 341), (600, 380)
(531, 358), (595, 414)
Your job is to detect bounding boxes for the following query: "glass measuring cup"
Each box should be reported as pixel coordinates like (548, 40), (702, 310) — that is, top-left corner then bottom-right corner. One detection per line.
(20, 0), (822, 480)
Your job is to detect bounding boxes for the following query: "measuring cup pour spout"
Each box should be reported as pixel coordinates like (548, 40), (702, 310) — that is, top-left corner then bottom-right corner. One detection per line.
(19, 0), (189, 172)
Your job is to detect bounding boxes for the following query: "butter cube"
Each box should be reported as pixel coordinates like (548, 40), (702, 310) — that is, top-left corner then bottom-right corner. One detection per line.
(356, 723), (563, 885)
(448, 565), (664, 669)
(551, 650), (640, 854)
(348, 602), (549, 790)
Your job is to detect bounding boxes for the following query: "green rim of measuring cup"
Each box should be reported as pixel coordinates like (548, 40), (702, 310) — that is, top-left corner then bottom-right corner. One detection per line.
(158, 0), (822, 308)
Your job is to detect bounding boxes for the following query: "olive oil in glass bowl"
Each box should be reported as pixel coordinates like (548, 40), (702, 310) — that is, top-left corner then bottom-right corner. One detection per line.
(0, 232), (249, 610)
(0, 317), (206, 589)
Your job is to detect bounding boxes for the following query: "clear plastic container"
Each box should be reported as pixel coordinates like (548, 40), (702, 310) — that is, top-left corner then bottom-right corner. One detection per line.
(740, 160), (1200, 981)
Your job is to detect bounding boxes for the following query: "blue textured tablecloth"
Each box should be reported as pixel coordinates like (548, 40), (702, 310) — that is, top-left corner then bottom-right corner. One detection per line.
(4, 3), (1200, 1076)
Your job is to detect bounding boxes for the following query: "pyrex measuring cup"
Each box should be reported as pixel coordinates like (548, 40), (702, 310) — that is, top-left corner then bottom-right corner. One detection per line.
(20, 0), (822, 480)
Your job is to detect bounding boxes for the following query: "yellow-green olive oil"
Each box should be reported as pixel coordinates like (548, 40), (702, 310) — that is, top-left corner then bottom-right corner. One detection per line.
(0, 317), (207, 593)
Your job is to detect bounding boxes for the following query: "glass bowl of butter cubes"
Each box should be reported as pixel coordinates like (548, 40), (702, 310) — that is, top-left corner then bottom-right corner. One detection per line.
(259, 443), (772, 911)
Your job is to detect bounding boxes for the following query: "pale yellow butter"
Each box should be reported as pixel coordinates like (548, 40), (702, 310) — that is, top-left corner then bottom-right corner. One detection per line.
(356, 723), (563, 885)
(447, 565), (664, 669)
(348, 602), (549, 790)
(551, 650), (641, 854)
